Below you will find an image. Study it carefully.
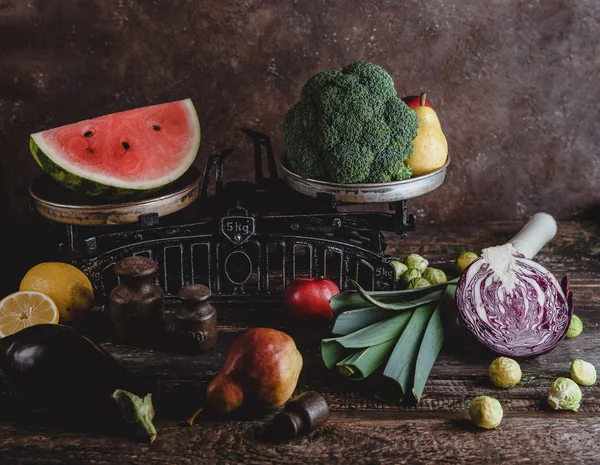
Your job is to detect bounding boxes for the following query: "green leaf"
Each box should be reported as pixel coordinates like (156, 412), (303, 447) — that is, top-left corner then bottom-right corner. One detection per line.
(112, 389), (158, 443)
(330, 278), (458, 316)
(335, 351), (361, 376)
(327, 312), (412, 347)
(331, 291), (409, 315)
(336, 338), (398, 380)
(350, 280), (444, 311)
(411, 284), (456, 403)
(322, 312), (412, 369)
(375, 304), (435, 403)
(321, 341), (349, 369)
(332, 307), (395, 335)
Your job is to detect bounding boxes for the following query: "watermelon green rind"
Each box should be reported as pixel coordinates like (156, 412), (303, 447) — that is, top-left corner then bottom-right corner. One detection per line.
(29, 137), (162, 199)
(29, 98), (201, 199)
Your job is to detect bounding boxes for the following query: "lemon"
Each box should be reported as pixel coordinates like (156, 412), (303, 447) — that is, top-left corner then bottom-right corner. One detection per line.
(19, 262), (94, 324)
(0, 291), (59, 338)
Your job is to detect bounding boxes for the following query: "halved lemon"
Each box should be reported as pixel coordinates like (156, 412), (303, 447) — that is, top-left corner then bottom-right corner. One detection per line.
(0, 291), (59, 338)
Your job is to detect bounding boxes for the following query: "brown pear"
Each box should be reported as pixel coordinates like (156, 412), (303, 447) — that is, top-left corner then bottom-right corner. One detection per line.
(205, 328), (303, 414)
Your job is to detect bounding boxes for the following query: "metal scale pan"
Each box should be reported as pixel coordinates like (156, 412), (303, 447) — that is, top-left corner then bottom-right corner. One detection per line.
(29, 166), (202, 226)
(282, 157), (450, 204)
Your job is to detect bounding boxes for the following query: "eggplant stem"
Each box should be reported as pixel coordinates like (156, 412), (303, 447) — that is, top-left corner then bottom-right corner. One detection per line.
(187, 405), (204, 426)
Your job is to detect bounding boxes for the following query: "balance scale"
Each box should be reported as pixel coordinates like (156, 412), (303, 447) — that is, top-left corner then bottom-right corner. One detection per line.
(29, 129), (449, 306)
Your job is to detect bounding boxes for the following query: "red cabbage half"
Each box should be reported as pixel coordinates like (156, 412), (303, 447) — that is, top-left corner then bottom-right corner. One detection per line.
(456, 244), (573, 358)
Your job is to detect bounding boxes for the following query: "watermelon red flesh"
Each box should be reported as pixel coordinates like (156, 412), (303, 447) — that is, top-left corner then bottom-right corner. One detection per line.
(30, 99), (200, 196)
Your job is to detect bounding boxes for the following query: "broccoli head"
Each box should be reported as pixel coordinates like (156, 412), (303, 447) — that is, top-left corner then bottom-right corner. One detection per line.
(283, 101), (325, 179)
(283, 61), (418, 183)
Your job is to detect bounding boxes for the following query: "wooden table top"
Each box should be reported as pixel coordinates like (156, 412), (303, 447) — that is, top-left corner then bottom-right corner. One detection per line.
(1, 220), (598, 464)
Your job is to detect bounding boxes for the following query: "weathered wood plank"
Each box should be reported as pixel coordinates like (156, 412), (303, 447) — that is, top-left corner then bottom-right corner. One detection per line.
(385, 220), (600, 256)
(1, 269), (596, 419)
(2, 308), (597, 421)
(385, 220), (600, 281)
(0, 220), (598, 463)
(0, 412), (599, 465)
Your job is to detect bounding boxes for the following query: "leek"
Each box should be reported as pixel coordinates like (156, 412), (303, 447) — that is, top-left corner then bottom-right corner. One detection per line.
(375, 304), (435, 403)
(330, 278), (458, 315)
(332, 306), (395, 335)
(322, 312), (412, 368)
(412, 284), (456, 402)
(336, 339), (398, 380)
(351, 280), (444, 311)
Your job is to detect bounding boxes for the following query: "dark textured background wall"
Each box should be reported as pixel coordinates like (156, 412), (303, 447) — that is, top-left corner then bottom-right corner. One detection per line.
(0, 0), (599, 293)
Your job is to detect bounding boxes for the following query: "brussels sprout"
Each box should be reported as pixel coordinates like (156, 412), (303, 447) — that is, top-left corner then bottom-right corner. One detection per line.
(456, 251), (478, 273)
(488, 357), (522, 388)
(405, 254), (429, 273)
(391, 260), (408, 281)
(566, 315), (583, 338)
(400, 268), (421, 286)
(547, 377), (582, 411)
(422, 267), (447, 285)
(469, 396), (503, 429)
(408, 277), (431, 289)
(570, 359), (596, 386)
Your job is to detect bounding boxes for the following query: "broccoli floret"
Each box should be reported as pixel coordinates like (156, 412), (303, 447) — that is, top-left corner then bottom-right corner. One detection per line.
(384, 97), (419, 149)
(324, 143), (375, 184)
(365, 97), (419, 183)
(283, 101), (325, 178)
(283, 61), (418, 183)
(313, 82), (373, 152)
(301, 69), (344, 101)
(366, 145), (413, 183)
(342, 61), (396, 110)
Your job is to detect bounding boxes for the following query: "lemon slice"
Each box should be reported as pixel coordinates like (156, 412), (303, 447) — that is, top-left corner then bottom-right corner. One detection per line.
(0, 291), (59, 338)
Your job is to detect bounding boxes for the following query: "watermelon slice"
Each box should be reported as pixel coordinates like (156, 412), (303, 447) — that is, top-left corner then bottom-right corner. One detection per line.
(30, 99), (201, 199)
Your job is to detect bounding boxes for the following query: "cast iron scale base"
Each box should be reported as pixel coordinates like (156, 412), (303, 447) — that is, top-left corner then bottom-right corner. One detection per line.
(29, 130), (448, 305)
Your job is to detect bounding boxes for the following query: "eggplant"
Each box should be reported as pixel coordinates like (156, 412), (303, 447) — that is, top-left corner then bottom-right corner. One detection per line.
(0, 324), (157, 442)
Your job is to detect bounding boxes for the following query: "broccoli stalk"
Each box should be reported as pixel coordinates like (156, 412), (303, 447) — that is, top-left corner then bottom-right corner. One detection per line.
(283, 61), (418, 183)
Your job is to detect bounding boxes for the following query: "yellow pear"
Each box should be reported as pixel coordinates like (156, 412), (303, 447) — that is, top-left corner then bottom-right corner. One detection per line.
(407, 94), (448, 176)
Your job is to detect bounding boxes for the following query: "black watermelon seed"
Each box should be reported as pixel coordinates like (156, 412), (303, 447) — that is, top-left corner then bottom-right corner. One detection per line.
(153, 124), (161, 131)
(86, 148), (94, 154)
(122, 142), (130, 150)
(84, 131), (93, 137)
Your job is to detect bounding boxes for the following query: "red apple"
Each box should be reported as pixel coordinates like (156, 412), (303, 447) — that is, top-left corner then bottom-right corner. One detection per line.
(283, 277), (340, 324)
(402, 94), (434, 109)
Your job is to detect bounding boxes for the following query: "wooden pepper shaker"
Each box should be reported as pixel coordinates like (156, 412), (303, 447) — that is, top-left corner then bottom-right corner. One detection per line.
(164, 284), (218, 355)
(269, 391), (330, 440)
(109, 256), (164, 346)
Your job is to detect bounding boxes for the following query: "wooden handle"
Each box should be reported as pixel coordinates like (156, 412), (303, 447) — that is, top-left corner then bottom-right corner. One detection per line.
(509, 213), (557, 259)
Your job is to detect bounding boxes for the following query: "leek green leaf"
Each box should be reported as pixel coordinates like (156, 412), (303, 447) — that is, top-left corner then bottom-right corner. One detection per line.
(375, 304), (435, 403)
(327, 312), (412, 347)
(350, 280), (444, 311)
(332, 307), (395, 335)
(322, 312), (412, 368)
(330, 291), (403, 315)
(330, 278), (458, 315)
(335, 351), (361, 376)
(321, 341), (349, 369)
(336, 339), (398, 380)
(411, 284), (456, 402)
